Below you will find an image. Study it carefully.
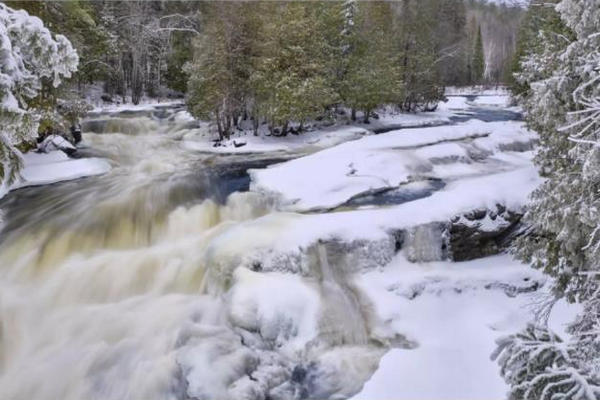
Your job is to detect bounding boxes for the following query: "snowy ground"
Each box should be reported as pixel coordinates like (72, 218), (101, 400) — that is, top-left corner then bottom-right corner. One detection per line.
(181, 125), (371, 155)
(351, 254), (580, 400)
(445, 85), (511, 96)
(0, 151), (111, 201)
(250, 120), (537, 212)
(177, 94), (481, 155)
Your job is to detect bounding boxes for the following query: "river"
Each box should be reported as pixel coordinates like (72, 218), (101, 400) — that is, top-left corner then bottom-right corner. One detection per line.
(0, 99), (524, 400)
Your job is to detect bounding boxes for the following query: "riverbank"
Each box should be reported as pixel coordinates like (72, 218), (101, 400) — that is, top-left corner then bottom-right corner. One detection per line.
(0, 151), (110, 202)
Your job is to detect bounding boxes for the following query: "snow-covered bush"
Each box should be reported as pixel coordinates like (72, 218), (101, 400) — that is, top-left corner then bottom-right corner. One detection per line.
(0, 2), (78, 187)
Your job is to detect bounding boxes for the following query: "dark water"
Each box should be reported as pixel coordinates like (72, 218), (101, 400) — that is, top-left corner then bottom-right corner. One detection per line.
(338, 179), (447, 209)
(450, 107), (522, 123)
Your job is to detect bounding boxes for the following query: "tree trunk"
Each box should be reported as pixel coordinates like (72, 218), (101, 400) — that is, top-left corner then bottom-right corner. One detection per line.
(224, 115), (231, 140)
(253, 114), (259, 136)
(351, 108), (356, 121)
(215, 108), (224, 141)
(281, 121), (289, 136)
(364, 110), (370, 124)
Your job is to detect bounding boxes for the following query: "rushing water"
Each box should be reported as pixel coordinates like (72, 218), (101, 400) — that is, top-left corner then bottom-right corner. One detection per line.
(0, 98), (522, 400)
(0, 106), (386, 400)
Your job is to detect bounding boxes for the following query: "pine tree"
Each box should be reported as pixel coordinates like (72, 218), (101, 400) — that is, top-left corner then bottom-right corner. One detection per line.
(496, 1), (600, 397)
(472, 25), (485, 84)
(338, 1), (399, 122)
(185, 3), (252, 140)
(435, 0), (468, 86)
(493, 324), (600, 400)
(251, 3), (338, 135)
(397, 0), (444, 112)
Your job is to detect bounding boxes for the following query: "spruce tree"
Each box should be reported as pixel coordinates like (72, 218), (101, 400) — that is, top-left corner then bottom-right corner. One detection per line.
(339, 1), (398, 122)
(397, 0), (444, 112)
(495, 1), (600, 398)
(472, 25), (485, 84)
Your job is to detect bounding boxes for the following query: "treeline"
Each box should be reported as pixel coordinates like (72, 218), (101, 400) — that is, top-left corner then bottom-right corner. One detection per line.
(5, 0), (524, 137)
(186, 1), (525, 138)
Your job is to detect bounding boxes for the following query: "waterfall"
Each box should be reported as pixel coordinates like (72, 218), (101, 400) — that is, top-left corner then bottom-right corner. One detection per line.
(403, 222), (448, 262)
(0, 106), (384, 400)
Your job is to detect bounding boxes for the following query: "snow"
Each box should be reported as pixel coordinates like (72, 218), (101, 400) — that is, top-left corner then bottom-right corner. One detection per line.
(90, 100), (184, 114)
(250, 120), (537, 211)
(228, 267), (321, 353)
(199, 166), (542, 283)
(0, 151), (111, 200)
(440, 95), (473, 111)
(350, 254), (549, 400)
(473, 95), (511, 107)
(370, 109), (453, 130)
(182, 125), (370, 154)
(0, 92), (574, 399)
(178, 95), (499, 155)
(445, 86), (511, 96)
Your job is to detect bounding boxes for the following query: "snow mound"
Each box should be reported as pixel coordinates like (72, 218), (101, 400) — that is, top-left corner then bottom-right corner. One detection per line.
(350, 254), (551, 400)
(473, 95), (511, 107)
(182, 126), (369, 154)
(250, 120), (537, 211)
(0, 151), (111, 200)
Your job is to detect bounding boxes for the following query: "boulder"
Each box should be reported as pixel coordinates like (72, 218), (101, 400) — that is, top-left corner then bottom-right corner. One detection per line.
(447, 204), (523, 261)
(37, 134), (77, 156)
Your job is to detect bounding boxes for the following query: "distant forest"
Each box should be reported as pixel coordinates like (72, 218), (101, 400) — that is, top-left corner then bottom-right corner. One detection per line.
(6, 0), (524, 102)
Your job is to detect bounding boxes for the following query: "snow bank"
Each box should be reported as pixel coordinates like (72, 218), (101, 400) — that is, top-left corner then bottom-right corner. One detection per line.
(351, 254), (548, 400)
(473, 95), (511, 107)
(196, 166), (542, 285)
(182, 126), (370, 154)
(250, 120), (537, 211)
(0, 151), (111, 200)
(445, 86), (511, 96)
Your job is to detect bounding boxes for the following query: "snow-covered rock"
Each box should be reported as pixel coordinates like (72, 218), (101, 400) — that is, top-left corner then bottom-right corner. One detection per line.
(0, 151), (111, 200)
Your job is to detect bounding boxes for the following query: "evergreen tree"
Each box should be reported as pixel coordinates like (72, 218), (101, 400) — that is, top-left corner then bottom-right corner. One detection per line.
(435, 0), (469, 86)
(472, 25), (485, 84)
(254, 3), (338, 134)
(185, 3), (254, 140)
(397, 0), (445, 112)
(496, 1), (600, 398)
(338, 1), (399, 122)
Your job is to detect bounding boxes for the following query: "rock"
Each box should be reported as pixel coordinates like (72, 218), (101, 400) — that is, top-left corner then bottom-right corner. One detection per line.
(447, 204), (523, 261)
(37, 134), (77, 156)
(100, 94), (113, 103)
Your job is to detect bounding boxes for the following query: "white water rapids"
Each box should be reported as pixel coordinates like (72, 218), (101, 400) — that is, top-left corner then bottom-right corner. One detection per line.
(0, 107), (388, 400)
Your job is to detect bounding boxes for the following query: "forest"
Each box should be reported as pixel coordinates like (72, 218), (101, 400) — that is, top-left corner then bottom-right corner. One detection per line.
(1, 1), (599, 400)
(1, 0), (522, 149)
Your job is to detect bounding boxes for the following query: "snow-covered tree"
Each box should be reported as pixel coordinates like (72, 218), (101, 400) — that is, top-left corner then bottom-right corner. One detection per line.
(493, 323), (600, 400)
(515, 0), (599, 301)
(497, 1), (600, 398)
(0, 2), (78, 188)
